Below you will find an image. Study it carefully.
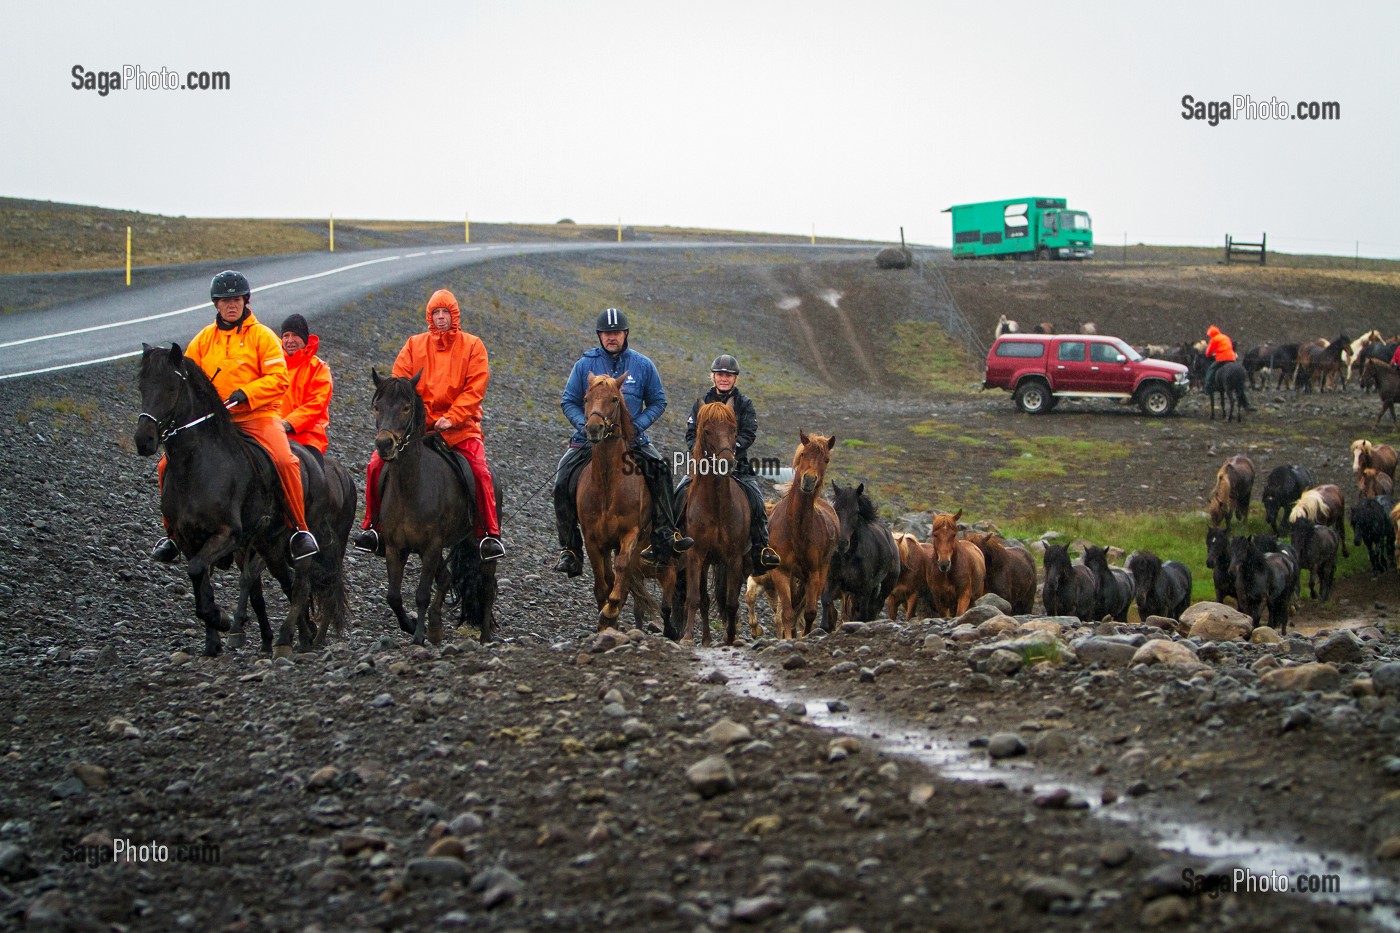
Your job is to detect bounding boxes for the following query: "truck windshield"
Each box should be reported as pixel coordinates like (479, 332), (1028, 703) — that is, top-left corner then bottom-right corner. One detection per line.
(1060, 212), (1091, 231)
(1109, 338), (1142, 361)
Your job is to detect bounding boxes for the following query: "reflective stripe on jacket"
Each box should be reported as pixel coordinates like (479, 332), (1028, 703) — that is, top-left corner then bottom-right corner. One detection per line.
(184, 311), (288, 423)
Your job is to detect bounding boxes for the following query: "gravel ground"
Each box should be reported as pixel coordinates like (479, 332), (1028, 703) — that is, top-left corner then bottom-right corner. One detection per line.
(2, 249), (1399, 931)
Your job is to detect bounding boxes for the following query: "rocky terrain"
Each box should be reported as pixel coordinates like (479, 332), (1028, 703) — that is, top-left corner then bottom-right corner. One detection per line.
(3, 246), (1400, 931)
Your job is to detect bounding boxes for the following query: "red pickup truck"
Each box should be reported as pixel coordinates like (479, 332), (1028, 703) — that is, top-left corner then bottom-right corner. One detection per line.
(983, 334), (1190, 416)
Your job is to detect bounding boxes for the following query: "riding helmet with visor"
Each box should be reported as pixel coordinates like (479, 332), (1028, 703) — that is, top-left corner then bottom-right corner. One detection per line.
(595, 307), (629, 332)
(210, 270), (251, 302)
(711, 354), (740, 375)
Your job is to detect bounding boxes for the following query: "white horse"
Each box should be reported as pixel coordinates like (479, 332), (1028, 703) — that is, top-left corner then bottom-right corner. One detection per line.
(1347, 329), (1387, 384)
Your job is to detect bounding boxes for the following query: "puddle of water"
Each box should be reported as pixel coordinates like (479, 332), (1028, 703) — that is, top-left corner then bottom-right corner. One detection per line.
(707, 651), (1400, 928)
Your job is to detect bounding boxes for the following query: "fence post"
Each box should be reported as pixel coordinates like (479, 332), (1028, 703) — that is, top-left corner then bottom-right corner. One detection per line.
(125, 226), (131, 286)
(329, 214), (334, 253)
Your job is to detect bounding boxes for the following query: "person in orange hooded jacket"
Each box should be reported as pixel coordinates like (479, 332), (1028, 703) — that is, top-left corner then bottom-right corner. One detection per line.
(1204, 324), (1254, 410)
(277, 314), (332, 456)
(151, 271), (319, 562)
(355, 289), (504, 560)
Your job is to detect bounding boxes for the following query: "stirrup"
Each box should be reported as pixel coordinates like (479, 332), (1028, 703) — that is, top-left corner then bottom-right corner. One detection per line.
(640, 542), (671, 565)
(758, 546), (781, 568)
(151, 537), (180, 564)
(670, 531), (694, 553)
(479, 536), (505, 561)
(553, 549), (582, 577)
(290, 530), (320, 560)
(354, 528), (382, 555)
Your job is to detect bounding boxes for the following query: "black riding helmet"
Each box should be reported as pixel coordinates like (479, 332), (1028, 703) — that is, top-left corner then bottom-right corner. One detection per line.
(211, 270), (251, 301)
(596, 307), (629, 354)
(711, 354), (740, 375)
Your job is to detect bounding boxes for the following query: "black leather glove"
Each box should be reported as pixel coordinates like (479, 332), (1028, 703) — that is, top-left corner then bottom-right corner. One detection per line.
(225, 389), (249, 408)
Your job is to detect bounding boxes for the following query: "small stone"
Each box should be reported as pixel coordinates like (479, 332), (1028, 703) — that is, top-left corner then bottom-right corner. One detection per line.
(923, 634), (946, 653)
(169, 651), (193, 666)
(72, 763), (109, 789)
(826, 699), (849, 712)
(704, 719), (752, 746)
(50, 777), (85, 800)
(909, 783), (935, 806)
(427, 836), (468, 860)
(783, 702), (807, 717)
(686, 756), (737, 798)
(1376, 836), (1400, 859)
(858, 667), (876, 682)
(308, 868), (354, 891)
(449, 812), (484, 835)
(1034, 787), (1072, 809)
(369, 693), (395, 708)
(477, 866), (524, 908)
(404, 856), (471, 889)
(1099, 842), (1133, 867)
(987, 733), (1027, 759)
(1140, 894), (1193, 926)
(307, 766), (340, 790)
(164, 780), (193, 796)
(782, 652), (808, 670)
(732, 895), (786, 922)
(742, 814), (782, 836)
(1021, 874), (1085, 912)
(1315, 632), (1364, 665)
(590, 628), (629, 653)
(985, 648), (1023, 676)
(697, 669), (730, 685)
(1373, 662), (1400, 697)
(795, 860), (847, 898)
(1260, 662), (1342, 692)
(1250, 626), (1282, 645)
(0, 842), (36, 881)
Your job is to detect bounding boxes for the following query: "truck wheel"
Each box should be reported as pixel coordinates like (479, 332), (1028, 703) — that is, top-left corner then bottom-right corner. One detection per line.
(1036, 247), (1049, 261)
(1014, 381), (1052, 414)
(1138, 384), (1176, 416)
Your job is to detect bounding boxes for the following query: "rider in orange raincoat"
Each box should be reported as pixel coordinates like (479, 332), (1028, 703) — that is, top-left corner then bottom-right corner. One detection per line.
(355, 289), (504, 560)
(1204, 324), (1255, 410)
(151, 271), (319, 562)
(277, 314), (332, 455)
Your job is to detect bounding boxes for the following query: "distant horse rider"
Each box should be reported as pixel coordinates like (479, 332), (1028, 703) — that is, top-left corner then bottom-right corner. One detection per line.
(277, 313), (332, 462)
(1204, 324), (1255, 411)
(151, 271), (319, 562)
(676, 354), (782, 574)
(355, 289), (505, 561)
(552, 308), (693, 576)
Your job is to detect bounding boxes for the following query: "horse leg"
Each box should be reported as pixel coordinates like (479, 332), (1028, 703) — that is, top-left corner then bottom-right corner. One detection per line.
(425, 558), (451, 645)
(272, 567), (312, 658)
(187, 528), (236, 657)
(721, 559), (743, 646)
(385, 547), (414, 636)
(745, 577), (763, 639)
(769, 571), (796, 640)
(230, 553), (265, 650)
(698, 562), (713, 647)
(599, 535), (638, 630)
(585, 545), (612, 616)
(413, 549), (442, 646)
(682, 551), (703, 645)
(803, 570), (828, 637)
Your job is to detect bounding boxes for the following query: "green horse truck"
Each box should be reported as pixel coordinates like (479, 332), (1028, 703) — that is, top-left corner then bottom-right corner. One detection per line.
(945, 197), (1093, 260)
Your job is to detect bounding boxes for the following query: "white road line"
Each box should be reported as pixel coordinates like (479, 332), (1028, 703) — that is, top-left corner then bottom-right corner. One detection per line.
(406, 252), (427, 258)
(430, 249), (453, 254)
(0, 255), (403, 350)
(0, 350), (143, 381)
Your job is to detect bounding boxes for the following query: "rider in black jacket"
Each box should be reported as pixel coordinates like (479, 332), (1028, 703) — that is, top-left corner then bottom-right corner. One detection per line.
(677, 354), (782, 574)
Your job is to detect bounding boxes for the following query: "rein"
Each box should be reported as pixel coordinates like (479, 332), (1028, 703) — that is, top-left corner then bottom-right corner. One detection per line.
(585, 394), (624, 441)
(137, 363), (219, 446)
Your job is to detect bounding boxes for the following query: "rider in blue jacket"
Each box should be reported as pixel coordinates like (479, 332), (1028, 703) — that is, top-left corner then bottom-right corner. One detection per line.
(552, 308), (693, 576)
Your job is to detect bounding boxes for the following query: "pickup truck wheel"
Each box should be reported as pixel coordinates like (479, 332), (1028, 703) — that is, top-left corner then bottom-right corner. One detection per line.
(1138, 384), (1176, 416)
(1013, 381), (1052, 414)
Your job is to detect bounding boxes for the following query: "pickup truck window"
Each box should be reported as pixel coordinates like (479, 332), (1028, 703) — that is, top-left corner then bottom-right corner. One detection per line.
(1058, 342), (1086, 362)
(1090, 343), (1127, 363)
(994, 342), (1045, 359)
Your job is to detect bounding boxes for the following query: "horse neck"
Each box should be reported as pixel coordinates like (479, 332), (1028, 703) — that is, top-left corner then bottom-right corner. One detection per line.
(383, 432), (426, 494)
(590, 435), (631, 486)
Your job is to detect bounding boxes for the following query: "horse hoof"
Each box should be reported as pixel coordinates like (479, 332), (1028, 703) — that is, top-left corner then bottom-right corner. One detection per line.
(427, 624), (444, 645)
(398, 617), (415, 635)
(272, 644), (293, 660)
(225, 633), (247, 650)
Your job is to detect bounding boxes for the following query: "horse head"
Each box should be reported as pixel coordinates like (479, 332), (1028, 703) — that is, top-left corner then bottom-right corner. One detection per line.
(136, 343), (227, 456)
(583, 373), (633, 444)
(1205, 526), (1227, 569)
(830, 482), (868, 555)
(792, 431), (835, 495)
(371, 368), (424, 461)
(693, 400), (737, 471)
(929, 509), (961, 573)
(1126, 551), (1159, 603)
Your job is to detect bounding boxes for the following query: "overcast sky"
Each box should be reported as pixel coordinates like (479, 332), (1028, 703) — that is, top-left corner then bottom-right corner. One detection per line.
(4, 1), (1398, 256)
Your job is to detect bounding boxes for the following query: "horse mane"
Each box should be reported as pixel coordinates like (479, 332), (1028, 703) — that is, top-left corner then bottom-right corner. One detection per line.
(692, 401), (736, 461)
(855, 488), (877, 523)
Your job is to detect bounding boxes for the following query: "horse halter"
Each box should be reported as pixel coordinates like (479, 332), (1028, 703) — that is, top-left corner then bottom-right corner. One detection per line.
(137, 364), (215, 446)
(585, 393), (623, 440)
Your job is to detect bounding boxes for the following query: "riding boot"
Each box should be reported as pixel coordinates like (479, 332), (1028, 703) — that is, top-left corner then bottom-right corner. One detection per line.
(552, 482), (584, 576)
(738, 475), (780, 573)
(638, 451), (692, 564)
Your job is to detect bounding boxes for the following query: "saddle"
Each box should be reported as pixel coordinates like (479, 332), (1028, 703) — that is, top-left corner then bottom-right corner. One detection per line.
(425, 434), (479, 506)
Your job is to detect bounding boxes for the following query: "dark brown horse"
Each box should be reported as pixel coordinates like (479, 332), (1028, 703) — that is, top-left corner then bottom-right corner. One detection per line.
(963, 531), (1036, 615)
(136, 344), (350, 657)
(576, 373), (675, 631)
(679, 401), (748, 645)
(925, 510), (986, 617)
(1362, 360), (1400, 428)
(767, 431), (839, 638)
(1207, 455), (1255, 530)
(371, 371), (498, 645)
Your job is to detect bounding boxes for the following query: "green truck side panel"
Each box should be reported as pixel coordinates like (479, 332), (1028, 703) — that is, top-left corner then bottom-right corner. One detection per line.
(945, 196), (1093, 259)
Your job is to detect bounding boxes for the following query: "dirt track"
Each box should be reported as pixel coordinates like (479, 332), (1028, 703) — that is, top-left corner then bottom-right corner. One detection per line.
(3, 247), (1400, 930)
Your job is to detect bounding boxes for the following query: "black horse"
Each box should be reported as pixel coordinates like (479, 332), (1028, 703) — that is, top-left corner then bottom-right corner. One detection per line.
(371, 371), (500, 644)
(823, 483), (900, 625)
(135, 343), (351, 657)
(1082, 544), (1133, 623)
(1289, 516), (1339, 602)
(1229, 535), (1296, 633)
(1204, 526), (1235, 605)
(1041, 544), (1098, 621)
(1352, 495), (1396, 577)
(1126, 550), (1193, 622)
(1261, 464), (1314, 533)
(1208, 360), (1248, 422)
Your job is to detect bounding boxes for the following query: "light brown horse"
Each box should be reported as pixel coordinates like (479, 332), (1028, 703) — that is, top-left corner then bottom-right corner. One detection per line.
(680, 401), (749, 645)
(1360, 468), (1394, 499)
(766, 431), (839, 639)
(576, 373), (675, 630)
(1352, 438), (1398, 483)
(1289, 484), (1349, 558)
(963, 531), (1037, 615)
(925, 510), (986, 617)
(1207, 455), (1255, 530)
(886, 532), (932, 620)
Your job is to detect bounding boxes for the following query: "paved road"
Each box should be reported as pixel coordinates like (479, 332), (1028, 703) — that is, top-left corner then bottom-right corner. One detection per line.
(0, 241), (869, 381)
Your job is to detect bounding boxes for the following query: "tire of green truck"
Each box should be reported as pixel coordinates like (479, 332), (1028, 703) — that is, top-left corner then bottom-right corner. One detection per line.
(1137, 383), (1176, 417)
(1013, 380), (1052, 414)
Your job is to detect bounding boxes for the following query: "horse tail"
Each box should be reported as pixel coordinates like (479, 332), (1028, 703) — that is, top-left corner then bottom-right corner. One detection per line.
(309, 558), (350, 638)
(448, 541), (497, 636)
(627, 571), (660, 622)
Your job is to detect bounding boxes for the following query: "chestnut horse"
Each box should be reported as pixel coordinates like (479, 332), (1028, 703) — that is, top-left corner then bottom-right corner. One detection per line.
(1289, 484), (1348, 558)
(963, 531), (1036, 615)
(886, 532), (933, 620)
(925, 510), (986, 617)
(766, 431), (839, 638)
(576, 373), (675, 630)
(1352, 438), (1398, 484)
(1207, 455), (1255, 530)
(679, 401), (748, 645)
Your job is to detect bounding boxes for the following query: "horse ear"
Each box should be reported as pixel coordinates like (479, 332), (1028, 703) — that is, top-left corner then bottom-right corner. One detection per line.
(952, 508), (962, 523)
(617, 370), (628, 384)
(411, 369), (423, 387)
(372, 366), (384, 389)
(168, 343), (184, 364)
(856, 483), (864, 496)
(825, 435), (836, 451)
(831, 481), (841, 495)
(799, 430), (810, 446)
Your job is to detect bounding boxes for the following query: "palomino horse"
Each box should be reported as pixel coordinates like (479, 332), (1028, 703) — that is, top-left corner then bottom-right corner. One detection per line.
(1362, 360), (1400, 428)
(1289, 484), (1348, 557)
(1352, 438), (1398, 484)
(1207, 455), (1255, 530)
(576, 373), (675, 631)
(767, 431), (839, 638)
(136, 344), (351, 657)
(963, 531), (1036, 615)
(925, 510), (986, 617)
(371, 371), (499, 645)
(679, 401), (748, 645)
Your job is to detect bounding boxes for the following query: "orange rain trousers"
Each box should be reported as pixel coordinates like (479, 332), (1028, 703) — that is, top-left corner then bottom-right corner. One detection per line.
(362, 437), (500, 538)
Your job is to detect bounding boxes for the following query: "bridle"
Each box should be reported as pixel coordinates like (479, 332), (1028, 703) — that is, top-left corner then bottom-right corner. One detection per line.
(585, 392), (623, 440)
(137, 363), (216, 446)
(374, 389), (421, 458)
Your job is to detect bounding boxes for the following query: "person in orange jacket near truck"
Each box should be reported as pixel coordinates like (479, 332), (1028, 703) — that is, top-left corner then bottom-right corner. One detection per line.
(151, 271), (319, 562)
(355, 289), (504, 561)
(276, 313), (332, 457)
(1204, 325), (1255, 411)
